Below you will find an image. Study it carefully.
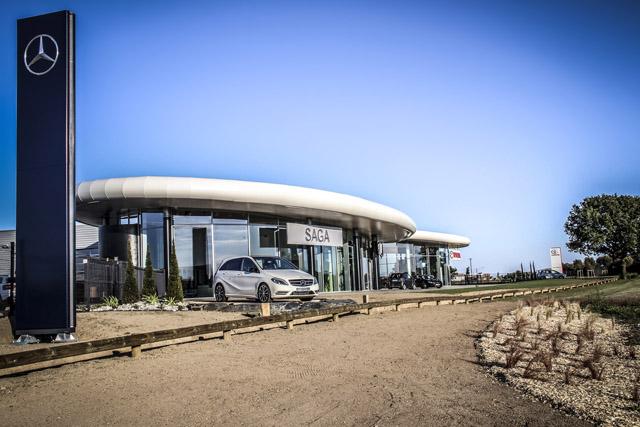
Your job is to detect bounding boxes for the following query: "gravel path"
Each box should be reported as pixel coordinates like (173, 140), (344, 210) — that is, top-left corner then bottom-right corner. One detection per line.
(0, 301), (587, 426)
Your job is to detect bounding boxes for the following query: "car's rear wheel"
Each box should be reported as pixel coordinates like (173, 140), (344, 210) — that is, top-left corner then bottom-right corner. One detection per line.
(435, 282), (443, 289)
(214, 283), (227, 302)
(257, 283), (272, 303)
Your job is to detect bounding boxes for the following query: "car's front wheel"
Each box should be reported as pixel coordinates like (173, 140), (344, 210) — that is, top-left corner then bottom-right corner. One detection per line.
(214, 283), (227, 302)
(257, 283), (272, 303)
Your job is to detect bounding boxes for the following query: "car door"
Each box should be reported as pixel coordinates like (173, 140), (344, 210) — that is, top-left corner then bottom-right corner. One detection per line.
(239, 258), (262, 297)
(220, 258), (244, 297)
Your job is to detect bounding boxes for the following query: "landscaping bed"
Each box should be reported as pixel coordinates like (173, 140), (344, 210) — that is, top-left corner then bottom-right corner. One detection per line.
(478, 299), (640, 426)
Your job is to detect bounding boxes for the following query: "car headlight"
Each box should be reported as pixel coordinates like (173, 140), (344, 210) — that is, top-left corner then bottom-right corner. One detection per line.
(271, 278), (288, 285)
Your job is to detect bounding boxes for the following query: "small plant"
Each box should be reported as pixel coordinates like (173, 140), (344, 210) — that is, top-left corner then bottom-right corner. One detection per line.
(102, 295), (119, 309)
(592, 344), (604, 363)
(529, 337), (540, 351)
(551, 335), (562, 356)
(576, 305), (582, 320)
(633, 374), (640, 405)
(535, 321), (543, 335)
(538, 350), (553, 373)
(491, 321), (501, 337)
(579, 321), (596, 341)
(565, 310), (575, 325)
(505, 345), (525, 369)
(583, 359), (605, 380)
(523, 357), (537, 379)
(612, 345), (621, 357)
(575, 335), (585, 354)
(143, 294), (160, 305)
(545, 306), (554, 320)
(611, 317), (616, 330)
(163, 296), (177, 306)
(515, 317), (530, 340)
(629, 346), (637, 360)
(564, 366), (572, 385)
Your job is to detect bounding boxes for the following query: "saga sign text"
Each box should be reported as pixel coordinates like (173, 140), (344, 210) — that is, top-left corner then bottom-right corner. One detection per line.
(286, 223), (343, 247)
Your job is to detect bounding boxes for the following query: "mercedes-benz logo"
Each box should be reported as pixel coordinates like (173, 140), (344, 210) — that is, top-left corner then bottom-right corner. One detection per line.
(23, 34), (59, 76)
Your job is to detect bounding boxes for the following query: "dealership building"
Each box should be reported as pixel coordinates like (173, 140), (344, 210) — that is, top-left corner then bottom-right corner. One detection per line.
(68, 176), (470, 297)
(1, 176), (470, 296)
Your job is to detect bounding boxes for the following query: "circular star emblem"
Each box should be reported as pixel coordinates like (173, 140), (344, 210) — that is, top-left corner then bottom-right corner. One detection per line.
(23, 34), (59, 76)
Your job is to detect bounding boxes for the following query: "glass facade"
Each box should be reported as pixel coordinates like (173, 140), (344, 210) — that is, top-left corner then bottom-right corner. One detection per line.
(379, 242), (452, 286)
(109, 208), (454, 297)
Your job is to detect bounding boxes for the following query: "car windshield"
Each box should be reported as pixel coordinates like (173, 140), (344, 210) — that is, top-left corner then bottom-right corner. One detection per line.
(253, 257), (298, 270)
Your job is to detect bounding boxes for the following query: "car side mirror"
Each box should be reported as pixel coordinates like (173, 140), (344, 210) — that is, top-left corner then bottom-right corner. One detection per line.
(251, 267), (259, 273)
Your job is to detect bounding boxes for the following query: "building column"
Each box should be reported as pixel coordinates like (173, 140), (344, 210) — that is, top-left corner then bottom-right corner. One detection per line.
(353, 230), (362, 291)
(163, 208), (172, 296)
(371, 236), (380, 290)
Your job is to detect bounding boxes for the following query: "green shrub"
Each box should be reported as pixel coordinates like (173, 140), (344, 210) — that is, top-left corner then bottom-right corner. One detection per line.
(142, 246), (156, 297)
(122, 241), (139, 303)
(166, 241), (184, 302)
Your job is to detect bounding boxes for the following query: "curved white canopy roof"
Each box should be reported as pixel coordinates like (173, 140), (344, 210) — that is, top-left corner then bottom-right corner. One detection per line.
(76, 176), (416, 241)
(404, 230), (471, 248)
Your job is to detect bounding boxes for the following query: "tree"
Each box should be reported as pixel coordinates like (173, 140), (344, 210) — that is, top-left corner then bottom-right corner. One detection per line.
(122, 240), (139, 303)
(449, 266), (458, 278)
(596, 255), (613, 270)
(166, 241), (184, 302)
(572, 259), (584, 276)
(565, 195), (640, 279)
(583, 257), (596, 275)
(142, 246), (156, 297)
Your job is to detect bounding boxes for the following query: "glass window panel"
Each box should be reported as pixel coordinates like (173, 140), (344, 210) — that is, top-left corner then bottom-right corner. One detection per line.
(173, 215), (212, 225)
(249, 225), (278, 257)
(141, 212), (165, 270)
(213, 224), (249, 270)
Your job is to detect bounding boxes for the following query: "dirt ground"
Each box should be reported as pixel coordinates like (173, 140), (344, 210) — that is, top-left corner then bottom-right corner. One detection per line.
(0, 301), (587, 426)
(0, 310), (244, 355)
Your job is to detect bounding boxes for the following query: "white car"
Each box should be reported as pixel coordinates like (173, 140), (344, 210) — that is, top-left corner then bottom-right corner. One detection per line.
(213, 256), (319, 303)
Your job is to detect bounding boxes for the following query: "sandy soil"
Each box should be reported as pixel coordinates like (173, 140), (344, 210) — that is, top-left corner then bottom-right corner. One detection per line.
(0, 310), (245, 355)
(0, 301), (586, 426)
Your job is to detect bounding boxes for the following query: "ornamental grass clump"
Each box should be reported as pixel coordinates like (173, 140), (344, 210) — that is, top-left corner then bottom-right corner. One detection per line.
(538, 349), (553, 373)
(564, 366), (572, 385)
(514, 316), (530, 341)
(102, 295), (119, 309)
(491, 321), (501, 337)
(505, 345), (525, 369)
(583, 358), (606, 381)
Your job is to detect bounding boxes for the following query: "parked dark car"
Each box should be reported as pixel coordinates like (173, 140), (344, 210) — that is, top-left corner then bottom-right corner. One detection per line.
(537, 269), (566, 279)
(386, 272), (415, 290)
(415, 274), (443, 289)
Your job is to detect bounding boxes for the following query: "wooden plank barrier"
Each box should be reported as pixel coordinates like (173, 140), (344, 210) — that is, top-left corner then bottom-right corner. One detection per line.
(0, 277), (617, 374)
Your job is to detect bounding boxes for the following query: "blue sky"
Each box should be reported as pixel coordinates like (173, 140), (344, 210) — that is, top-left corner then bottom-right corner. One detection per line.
(1, 0), (639, 273)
